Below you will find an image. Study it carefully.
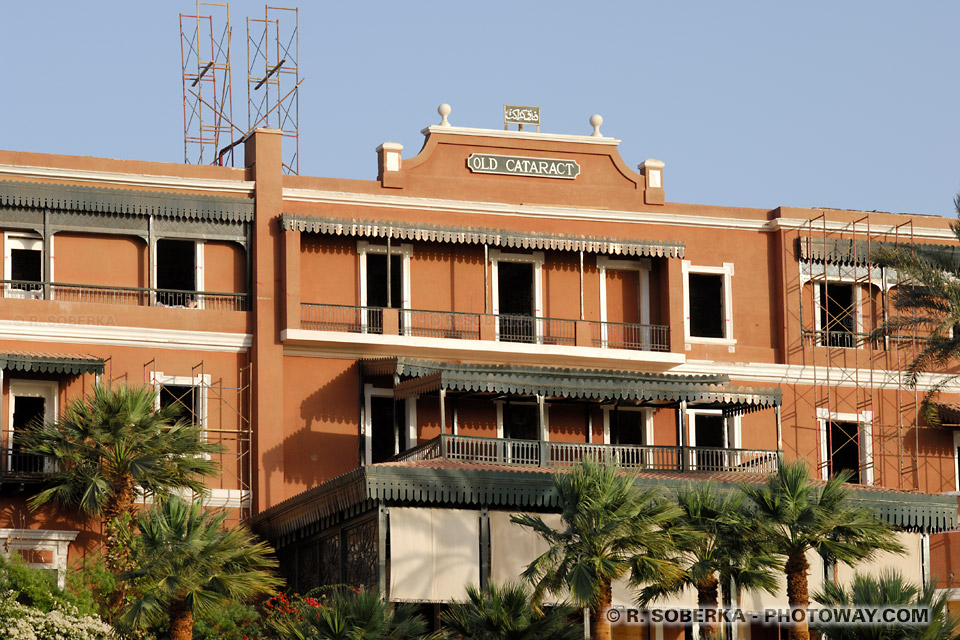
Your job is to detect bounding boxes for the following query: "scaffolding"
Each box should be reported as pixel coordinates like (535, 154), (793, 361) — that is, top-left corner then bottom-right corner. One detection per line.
(247, 6), (301, 174)
(798, 212), (921, 491)
(180, 3), (240, 167)
(142, 359), (253, 521)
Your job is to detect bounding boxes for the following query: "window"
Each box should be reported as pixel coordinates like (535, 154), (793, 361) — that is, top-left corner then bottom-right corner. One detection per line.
(156, 239), (203, 307)
(490, 250), (543, 344)
(363, 386), (396, 464)
(159, 385), (202, 425)
(828, 421), (861, 483)
(358, 241), (412, 334)
(682, 261), (735, 345)
(7, 381), (57, 475)
(817, 409), (872, 484)
(818, 282), (856, 347)
(151, 373), (208, 434)
(687, 410), (740, 471)
(606, 408), (652, 446)
(4, 234), (43, 299)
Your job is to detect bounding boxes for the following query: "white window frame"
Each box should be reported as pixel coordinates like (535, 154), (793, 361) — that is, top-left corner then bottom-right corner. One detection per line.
(681, 260), (736, 346)
(602, 406), (654, 446)
(358, 241), (412, 333)
(151, 239), (205, 308)
(810, 279), (882, 348)
(0, 528), (77, 589)
(953, 431), (960, 493)
(363, 385), (395, 465)
(7, 380), (58, 473)
(495, 399), (548, 441)
(151, 372), (210, 445)
(816, 408), (873, 485)
(4, 232), (45, 300)
(686, 409), (741, 449)
(490, 249), (544, 341)
(597, 257), (651, 347)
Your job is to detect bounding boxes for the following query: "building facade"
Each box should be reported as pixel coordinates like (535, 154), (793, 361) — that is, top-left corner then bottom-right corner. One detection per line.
(0, 109), (958, 637)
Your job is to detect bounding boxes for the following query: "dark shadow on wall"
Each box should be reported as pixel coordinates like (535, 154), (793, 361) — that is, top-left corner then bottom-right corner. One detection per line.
(259, 363), (362, 496)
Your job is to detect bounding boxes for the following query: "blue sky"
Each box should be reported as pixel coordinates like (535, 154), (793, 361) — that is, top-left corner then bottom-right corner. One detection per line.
(2, 1), (958, 217)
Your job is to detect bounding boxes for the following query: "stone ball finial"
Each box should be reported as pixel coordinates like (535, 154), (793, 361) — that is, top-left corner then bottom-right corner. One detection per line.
(438, 103), (452, 127)
(590, 114), (603, 137)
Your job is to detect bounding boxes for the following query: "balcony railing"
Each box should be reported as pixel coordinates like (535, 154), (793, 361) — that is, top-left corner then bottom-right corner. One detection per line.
(392, 434), (780, 474)
(801, 329), (883, 349)
(0, 280), (248, 311)
(300, 304), (670, 353)
(0, 449), (48, 479)
(591, 320), (670, 352)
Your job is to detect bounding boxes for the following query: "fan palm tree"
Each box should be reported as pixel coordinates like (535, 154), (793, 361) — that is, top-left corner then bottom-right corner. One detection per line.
(21, 384), (222, 539)
(740, 460), (903, 640)
(638, 483), (782, 639)
(870, 217), (960, 424)
(511, 461), (685, 640)
(441, 582), (582, 640)
(119, 496), (281, 640)
(812, 569), (960, 640)
(271, 587), (436, 640)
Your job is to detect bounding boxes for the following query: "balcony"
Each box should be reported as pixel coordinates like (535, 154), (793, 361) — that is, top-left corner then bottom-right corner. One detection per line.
(1, 280), (248, 311)
(299, 303), (670, 353)
(393, 434), (781, 474)
(0, 449), (48, 483)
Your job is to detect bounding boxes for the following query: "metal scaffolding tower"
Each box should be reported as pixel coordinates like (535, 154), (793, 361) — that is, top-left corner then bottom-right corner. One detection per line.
(798, 212), (921, 491)
(180, 3), (239, 167)
(247, 6), (301, 174)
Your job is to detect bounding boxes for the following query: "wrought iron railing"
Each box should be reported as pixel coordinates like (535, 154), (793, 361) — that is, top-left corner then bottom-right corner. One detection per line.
(404, 309), (481, 340)
(391, 434), (780, 474)
(0, 449), (48, 478)
(801, 329), (883, 349)
(0, 280), (248, 311)
(590, 320), (670, 352)
(496, 314), (577, 346)
(301, 303), (383, 334)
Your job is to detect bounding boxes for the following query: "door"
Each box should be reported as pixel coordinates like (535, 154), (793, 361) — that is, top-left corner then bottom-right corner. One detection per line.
(8, 381), (57, 474)
(365, 253), (403, 334)
(604, 270), (641, 348)
(690, 413), (726, 471)
(497, 262), (535, 343)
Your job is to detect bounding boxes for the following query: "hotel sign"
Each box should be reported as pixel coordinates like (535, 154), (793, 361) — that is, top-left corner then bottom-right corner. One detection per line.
(467, 153), (580, 180)
(504, 104), (540, 127)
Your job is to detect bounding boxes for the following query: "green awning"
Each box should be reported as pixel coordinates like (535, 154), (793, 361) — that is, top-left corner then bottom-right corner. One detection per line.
(0, 352), (104, 375)
(0, 180), (254, 222)
(281, 213), (685, 259)
(251, 464), (959, 541)
(798, 236), (960, 268)
(363, 358), (781, 415)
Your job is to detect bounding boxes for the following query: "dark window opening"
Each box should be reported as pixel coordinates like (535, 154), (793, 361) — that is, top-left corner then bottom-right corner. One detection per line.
(613, 410), (645, 446)
(11, 395), (45, 473)
(11, 248), (41, 284)
(365, 254), (403, 309)
(498, 262), (534, 343)
(828, 421), (860, 483)
(694, 414), (726, 470)
(819, 283), (855, 347)
(159, 384), (200, 425)
(157, 239), (196, 306)
(504, 403), (539, 441)
(369, 395), (396, 464)
(689, 273), (724, 338)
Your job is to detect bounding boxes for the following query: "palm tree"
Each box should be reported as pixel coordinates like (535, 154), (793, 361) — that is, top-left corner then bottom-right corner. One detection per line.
(21, 384), (222, 538)
(441, 582), (583, 640)
(511, 461), (684, 640)
(870, 219), (960, 424)
(271, 587), (435, 640)
(812, 570), (960, 640)
(740, 460), (903, 640)
(639, 483), (782, 639)
(119, 496), (281, 640)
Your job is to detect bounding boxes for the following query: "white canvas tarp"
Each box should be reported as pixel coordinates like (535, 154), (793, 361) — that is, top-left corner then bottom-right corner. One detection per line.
(389, 507), (480, 602)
